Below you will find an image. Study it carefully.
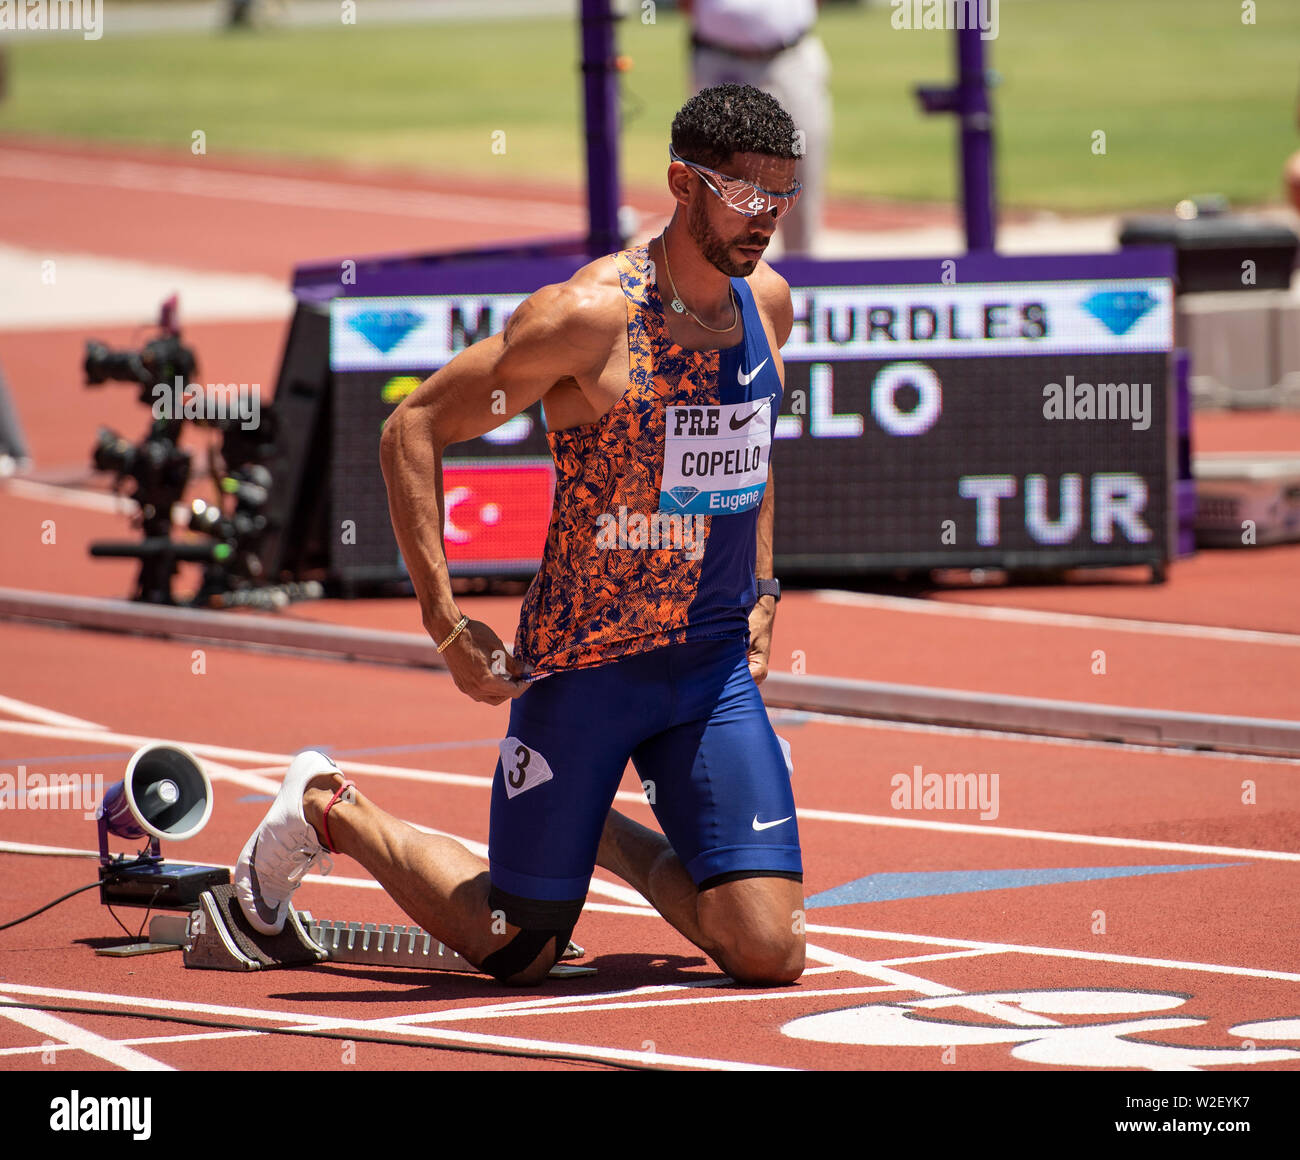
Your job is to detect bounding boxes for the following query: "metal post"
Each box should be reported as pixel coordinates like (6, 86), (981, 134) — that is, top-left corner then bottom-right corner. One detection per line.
(580, 0), (622, 260)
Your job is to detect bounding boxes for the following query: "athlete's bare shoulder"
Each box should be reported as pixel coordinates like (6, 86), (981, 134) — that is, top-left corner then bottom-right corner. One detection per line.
(563, 253), (630, 339)
(748, 259), (794, 347)
(503, 255), (626, 360)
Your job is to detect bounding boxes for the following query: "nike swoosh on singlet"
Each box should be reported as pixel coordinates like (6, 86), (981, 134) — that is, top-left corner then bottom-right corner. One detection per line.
(729, 398), (771, 430)
(737, 359), (769, 386)
(752, 815), (793, 831)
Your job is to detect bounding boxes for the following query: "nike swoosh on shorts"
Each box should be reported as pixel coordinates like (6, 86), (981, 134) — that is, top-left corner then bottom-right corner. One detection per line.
(752, 815), (793, 831)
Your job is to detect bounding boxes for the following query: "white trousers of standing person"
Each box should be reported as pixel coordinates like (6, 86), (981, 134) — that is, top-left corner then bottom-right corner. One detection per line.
(691, 35), (831, 258)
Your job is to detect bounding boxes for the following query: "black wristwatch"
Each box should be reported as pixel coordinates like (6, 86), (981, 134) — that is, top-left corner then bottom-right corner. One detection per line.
(756, 578), (781, 603)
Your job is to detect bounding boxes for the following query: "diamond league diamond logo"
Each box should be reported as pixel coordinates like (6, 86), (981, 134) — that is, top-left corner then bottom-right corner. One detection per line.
(1080, 289), (1157, 336)
(668, 486), (700, 508)
(347, 309), (424, 354)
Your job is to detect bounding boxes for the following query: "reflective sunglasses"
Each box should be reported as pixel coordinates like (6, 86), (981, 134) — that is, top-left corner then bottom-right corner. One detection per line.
(669, 147), (802, 220)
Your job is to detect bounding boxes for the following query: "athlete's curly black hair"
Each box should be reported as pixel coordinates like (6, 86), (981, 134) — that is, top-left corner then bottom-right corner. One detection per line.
(670, 84), (800, 170)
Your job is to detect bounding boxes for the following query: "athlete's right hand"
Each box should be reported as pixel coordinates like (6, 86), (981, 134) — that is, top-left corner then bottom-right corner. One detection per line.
(441, 620), (533, 705)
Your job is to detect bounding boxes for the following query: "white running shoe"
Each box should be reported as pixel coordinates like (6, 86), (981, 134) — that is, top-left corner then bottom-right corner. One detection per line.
(235, 750), (341, 935)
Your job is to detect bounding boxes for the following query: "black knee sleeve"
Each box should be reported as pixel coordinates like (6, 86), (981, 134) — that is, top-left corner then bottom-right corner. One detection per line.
(479, 884), (582, 983)
(478, 925), (575, 983)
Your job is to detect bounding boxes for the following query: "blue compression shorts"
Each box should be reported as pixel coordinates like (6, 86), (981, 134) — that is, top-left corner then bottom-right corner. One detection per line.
(486, 636), (802, 929)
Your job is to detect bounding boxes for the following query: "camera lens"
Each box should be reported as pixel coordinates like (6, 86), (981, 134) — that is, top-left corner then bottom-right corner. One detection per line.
(92, 428), (134, 474)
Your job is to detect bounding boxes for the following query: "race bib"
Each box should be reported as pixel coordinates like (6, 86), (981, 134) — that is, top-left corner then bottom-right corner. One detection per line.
(499, 737), (555, 799)
(660, 399), (772, 515)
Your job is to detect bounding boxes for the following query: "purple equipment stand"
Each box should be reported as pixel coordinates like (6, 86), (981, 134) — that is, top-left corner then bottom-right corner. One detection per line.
(580, 0), (622, 260)
(916, 20), (997, 252)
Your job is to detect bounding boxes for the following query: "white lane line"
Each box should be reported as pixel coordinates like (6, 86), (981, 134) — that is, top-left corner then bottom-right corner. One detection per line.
(332, 1025), (790, 1071)
(0, 721), (673, 911)
(801, 942), (1053, 1035)
(392, 985), (904, 1025)
(201, 759), (286, 796)
(0, 982), (372, 1027)
(796, 806), (1300, 864)
(803, 942), (962, 996)
(388, 979), (738, 1028)
(5, 719), (1299, 865)
(872, 948), (1006, 969)
(768, 707), (1300, 767)
(845, 948), (1063, 1027)
(0, 149), (586, 231)
(0, 478), (136, 515)
(6, 930), (1291, 1063)
(0, 840), (98, 857)
(0, 721), (497, 791)
(0, 983), (785, 1071)
(800, 946), (1055, 1029)
(0, 991), (173, 1071)
(369, 967), (844, 1031)
(814, 589), (1300, 648)
(0, 695), (105, 731)
(805, 922), (1300, 983)
(0, 1030), (260, 1056)
(0, 835), (653, 914)
(3, 968), (859, 1039)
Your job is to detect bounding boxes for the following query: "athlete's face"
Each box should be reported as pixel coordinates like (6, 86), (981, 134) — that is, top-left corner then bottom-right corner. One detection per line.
(682, 152), (799, 277)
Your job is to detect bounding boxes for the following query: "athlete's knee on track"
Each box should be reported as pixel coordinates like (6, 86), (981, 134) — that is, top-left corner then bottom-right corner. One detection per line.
(718, 930), (805, 986)
(473, 932), (562, 987)
(698, 896), (805, 985)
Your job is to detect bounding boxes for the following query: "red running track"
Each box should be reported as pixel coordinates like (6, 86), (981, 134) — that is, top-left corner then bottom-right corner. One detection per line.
(1, 137), (1298, 1073)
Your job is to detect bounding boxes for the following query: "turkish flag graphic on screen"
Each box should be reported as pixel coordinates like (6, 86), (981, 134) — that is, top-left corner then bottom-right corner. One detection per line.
(440, 460), (554, 568)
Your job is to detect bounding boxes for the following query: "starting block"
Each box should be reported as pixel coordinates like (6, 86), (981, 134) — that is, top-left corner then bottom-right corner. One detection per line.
(183, 884), (327, 971)
(180, 885), (593, 977)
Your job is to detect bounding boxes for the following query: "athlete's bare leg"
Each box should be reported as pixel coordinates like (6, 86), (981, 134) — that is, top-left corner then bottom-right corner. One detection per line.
(596, 808), (804, 985)
(300, 772), (560, 985)
(300, 775), (800, 987)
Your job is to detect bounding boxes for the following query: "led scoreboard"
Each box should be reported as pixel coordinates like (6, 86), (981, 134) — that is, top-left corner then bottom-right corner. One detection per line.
(326, 249), (1175, 584)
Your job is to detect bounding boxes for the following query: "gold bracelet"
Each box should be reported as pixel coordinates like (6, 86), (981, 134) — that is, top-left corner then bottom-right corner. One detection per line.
(436, 614), (470, 654)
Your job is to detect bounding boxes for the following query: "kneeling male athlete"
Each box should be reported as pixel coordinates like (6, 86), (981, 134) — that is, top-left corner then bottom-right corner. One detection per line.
(236, 84), (806, 987)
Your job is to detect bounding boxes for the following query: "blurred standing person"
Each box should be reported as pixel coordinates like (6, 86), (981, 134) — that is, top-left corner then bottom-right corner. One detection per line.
(681, 0), (830, 256)
(228, 0), (288, 29)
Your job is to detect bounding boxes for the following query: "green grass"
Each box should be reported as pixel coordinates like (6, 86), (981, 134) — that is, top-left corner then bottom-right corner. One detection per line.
(1, 0), (1297, 211)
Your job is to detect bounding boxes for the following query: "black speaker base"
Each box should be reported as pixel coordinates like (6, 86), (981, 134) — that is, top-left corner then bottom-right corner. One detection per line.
(99, 862), (230, 910)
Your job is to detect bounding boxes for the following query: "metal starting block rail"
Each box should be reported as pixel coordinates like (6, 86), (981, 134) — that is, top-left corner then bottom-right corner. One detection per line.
(302, 914), (471, 971)
(177, 886), (593, 977)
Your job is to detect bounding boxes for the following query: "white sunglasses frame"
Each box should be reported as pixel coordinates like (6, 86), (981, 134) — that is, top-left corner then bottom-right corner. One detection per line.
(668, 147), (803, 219)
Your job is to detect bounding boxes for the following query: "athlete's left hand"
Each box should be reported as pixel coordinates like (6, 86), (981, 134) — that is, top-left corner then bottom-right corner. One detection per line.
(747, 597), (776, 684)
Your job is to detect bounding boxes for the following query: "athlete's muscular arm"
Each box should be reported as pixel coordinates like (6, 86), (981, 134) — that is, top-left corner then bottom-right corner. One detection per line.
(752, 260), (794, 350)
(379, 278), (617, 705)
(746, 262), (793, 685)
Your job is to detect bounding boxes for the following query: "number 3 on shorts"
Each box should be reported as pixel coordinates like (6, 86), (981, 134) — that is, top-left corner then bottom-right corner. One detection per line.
(498, 736), (555, 800)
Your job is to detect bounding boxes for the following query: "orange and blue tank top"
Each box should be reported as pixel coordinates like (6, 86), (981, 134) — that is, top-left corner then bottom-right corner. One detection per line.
(514, 243), (783, 672)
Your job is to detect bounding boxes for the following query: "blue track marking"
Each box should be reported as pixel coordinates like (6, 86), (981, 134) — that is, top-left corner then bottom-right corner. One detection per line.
(805, 863), (1247, 908)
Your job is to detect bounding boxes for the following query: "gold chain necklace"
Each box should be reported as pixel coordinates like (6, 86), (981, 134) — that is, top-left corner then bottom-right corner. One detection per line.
(658, 235), (737, 335)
